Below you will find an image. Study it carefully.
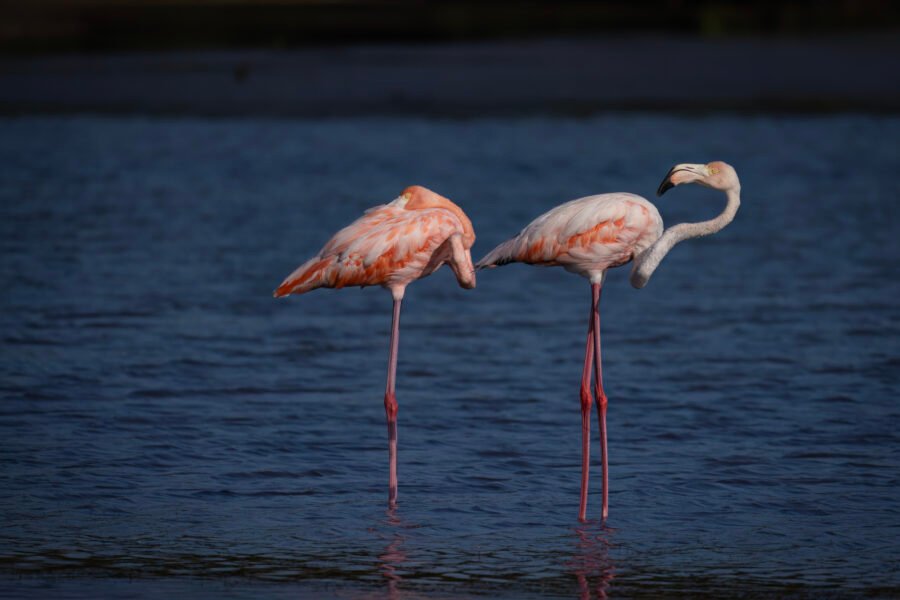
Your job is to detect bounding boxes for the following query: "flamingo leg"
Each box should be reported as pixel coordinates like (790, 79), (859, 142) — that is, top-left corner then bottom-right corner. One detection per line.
(578, 294), (595, 522)
(591, 283), (609, 520)
(384, 297), (402, 508)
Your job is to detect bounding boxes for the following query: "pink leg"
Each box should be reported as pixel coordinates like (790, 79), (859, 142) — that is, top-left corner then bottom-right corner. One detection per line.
(591, 283), (609, 520)
(578, 299), (595, 522)
(384, 297), (402, 508)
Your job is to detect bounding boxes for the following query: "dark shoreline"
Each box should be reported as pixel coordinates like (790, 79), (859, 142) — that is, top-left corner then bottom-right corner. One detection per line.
(2, 35), (900, 116)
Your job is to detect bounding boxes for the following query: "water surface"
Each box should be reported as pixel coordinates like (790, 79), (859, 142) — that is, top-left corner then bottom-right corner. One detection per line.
(1, 115), (899, 598)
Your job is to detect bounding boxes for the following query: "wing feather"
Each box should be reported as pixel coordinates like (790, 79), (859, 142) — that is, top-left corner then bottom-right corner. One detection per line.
(275, 204), (465, 296)
(476, 193), (661, 272)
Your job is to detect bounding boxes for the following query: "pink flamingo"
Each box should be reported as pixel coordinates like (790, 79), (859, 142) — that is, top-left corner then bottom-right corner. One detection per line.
(476, 162), (741, 521)
(274, 185), (477, 508)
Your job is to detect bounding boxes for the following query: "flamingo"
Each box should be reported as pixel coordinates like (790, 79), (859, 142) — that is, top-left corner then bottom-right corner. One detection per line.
(476, 161), (741, 521)
(274, 185), (477, 508)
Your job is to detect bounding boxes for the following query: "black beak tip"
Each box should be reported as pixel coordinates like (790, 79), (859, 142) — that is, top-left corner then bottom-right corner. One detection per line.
(657, 179), (674, 197)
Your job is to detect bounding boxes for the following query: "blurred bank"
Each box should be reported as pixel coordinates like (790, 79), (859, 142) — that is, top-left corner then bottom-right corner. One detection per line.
(1, 1), (899, 115)
(4, 1), (900, 52)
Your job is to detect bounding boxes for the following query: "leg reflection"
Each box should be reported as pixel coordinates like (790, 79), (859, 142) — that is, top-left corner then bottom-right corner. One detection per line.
(377, 507), (409, 600)
(569, 522), (616, 600)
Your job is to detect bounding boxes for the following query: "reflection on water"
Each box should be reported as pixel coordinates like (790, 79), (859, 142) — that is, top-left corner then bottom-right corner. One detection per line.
(378, 508), (408, 600)
(569, 524), (615, 600)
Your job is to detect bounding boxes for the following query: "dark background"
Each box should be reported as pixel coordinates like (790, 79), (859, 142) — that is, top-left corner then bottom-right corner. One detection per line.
(2, 0), (900, 115)
(4, 0), (900, 53)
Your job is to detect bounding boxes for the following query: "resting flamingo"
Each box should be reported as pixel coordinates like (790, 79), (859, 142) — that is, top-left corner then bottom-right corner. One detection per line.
(274, 185), (476, 508)
(476, 161), (741, 521)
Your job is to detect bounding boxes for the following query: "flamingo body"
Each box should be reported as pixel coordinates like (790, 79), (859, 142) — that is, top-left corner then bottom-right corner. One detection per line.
(476, 193), (663, 280)
(275, 185), (475, 298)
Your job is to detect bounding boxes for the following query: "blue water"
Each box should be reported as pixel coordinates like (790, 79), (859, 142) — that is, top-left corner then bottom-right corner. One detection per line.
(1, 115), (899, 599)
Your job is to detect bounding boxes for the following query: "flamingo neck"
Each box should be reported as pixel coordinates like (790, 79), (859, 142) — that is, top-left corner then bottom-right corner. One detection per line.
(630, 186), (740, 289)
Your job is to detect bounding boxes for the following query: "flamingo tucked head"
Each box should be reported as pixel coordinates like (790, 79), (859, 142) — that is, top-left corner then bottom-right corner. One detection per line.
(656, 161), (740, 196)
(397, 185), (476, 248)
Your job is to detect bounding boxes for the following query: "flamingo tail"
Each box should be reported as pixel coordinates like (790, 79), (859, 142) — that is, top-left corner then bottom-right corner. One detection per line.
(474, 237), (521, 270)
(273, 257), (330, 297)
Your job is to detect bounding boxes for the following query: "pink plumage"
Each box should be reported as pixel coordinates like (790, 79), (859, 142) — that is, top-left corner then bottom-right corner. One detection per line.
(275, 185), (476, 299)
(476, 193), (663, 279)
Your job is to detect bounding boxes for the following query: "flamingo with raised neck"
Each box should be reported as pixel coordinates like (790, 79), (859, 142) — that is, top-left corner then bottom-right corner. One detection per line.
(477, 161), (741, 521)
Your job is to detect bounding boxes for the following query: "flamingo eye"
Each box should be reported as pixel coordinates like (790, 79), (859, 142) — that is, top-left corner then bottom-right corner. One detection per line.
(708, 166), (719, 175)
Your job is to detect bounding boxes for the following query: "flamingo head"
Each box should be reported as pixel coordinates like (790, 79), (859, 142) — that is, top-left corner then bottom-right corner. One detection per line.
(657, 161), (739, 196)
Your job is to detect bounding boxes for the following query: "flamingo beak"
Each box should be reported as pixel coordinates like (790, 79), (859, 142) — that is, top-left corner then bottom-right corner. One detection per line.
(656, 163), (707, 196)
(656, 171), (677, 196)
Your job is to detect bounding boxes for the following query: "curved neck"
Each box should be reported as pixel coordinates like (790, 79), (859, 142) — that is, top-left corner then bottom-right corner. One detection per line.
(631, 186), (740, 288)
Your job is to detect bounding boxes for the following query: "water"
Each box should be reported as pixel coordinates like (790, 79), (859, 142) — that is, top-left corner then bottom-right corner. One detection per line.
(1, 114), (898, 598)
